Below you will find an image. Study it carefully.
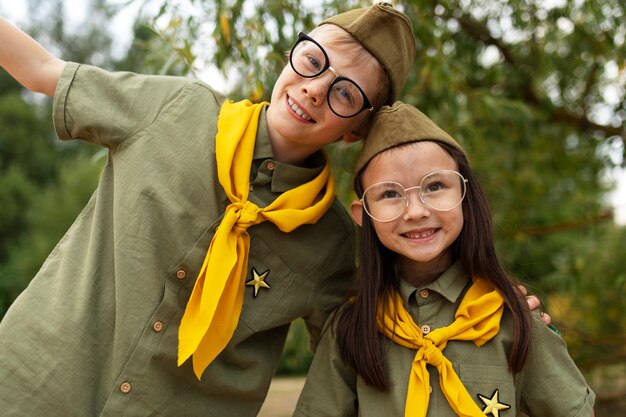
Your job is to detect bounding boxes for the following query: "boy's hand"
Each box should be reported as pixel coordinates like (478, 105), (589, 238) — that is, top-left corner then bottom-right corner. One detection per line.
(516, 285), (552, 325)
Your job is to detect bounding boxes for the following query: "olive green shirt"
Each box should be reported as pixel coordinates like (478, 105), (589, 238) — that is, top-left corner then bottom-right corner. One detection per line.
(0, 63), (356, 416)
(294, 262), (595, 417)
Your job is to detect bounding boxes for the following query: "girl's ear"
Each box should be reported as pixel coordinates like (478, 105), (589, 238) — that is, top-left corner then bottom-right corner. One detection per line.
(350, 200), (364, 227)
(341, 118), (370, 143)
(341, 131), (362, 144)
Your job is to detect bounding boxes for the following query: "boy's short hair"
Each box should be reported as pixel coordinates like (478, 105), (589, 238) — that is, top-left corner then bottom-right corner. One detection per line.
(319, 2), (416, 104)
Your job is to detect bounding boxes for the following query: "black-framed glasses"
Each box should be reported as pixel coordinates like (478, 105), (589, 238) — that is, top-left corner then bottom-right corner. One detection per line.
(360, 170), (468, 222)
(289, 32), (374, 118)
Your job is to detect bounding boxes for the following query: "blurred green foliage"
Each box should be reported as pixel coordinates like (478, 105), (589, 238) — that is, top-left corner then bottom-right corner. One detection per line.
(128, 0), (625, 370)
(277, 319), (314, 375)
(0, 2), (624, 409)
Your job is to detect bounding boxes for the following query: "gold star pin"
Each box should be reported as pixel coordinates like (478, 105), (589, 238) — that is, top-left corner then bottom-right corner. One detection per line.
(478, 389), (511, 417)
(245, 268), (270, 297)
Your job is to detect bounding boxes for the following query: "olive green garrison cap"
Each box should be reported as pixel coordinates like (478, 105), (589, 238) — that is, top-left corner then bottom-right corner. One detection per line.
(356, 101), (466, 173)
(319, 2), (416, 103)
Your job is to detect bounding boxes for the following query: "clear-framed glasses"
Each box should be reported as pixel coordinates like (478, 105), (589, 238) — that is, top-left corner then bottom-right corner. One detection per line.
(289, 32), (374, 118)
(360, 170), (468, 222)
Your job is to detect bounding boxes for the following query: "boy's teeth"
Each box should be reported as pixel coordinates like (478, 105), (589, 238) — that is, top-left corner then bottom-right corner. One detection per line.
(288, 98), (311, 121)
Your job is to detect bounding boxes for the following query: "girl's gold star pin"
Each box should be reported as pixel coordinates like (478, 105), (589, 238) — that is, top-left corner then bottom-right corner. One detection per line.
(478, 389), (510, 417)
(246, 268), (270, 296)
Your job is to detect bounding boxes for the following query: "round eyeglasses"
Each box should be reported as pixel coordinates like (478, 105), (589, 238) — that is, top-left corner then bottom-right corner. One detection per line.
(360, 170), (468, 222)
(289, 32), (374, 118)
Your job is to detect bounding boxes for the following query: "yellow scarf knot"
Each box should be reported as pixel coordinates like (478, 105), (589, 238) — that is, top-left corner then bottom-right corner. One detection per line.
(231, 201), (262, 234)
(178, 99), (336, 379)
(420, 339), (444, 366)
(377, 277), (505, 417)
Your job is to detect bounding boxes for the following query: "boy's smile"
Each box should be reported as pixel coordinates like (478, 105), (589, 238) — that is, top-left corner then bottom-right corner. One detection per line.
(287, 96), (314, 122)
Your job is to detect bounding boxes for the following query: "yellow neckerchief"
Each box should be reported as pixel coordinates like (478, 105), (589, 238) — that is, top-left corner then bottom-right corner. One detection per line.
(376, 277), (505, 417)
(178, 99), (336, 379)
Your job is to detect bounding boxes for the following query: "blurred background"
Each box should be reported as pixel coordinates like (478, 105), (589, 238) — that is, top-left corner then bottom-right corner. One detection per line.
(0, 0), (624, 414)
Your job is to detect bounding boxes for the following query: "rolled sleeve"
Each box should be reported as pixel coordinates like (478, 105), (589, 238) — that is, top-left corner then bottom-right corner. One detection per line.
(52, 62), (196, 148)
(520, 312), (596, 416)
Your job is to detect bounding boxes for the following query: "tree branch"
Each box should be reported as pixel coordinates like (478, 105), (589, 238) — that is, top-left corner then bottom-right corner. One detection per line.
(455, 13), (518, 67)
(442, 7), (624, 141)
(504, 210), (614, 239)
(550, 108), (625, 137)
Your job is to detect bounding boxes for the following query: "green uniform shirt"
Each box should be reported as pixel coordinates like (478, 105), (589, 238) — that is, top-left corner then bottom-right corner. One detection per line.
(294, 262), (595, 417)
(0, 63), (357, 416)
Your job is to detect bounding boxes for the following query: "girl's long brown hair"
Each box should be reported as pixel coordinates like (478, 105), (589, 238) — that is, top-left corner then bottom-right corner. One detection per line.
(335, 141), (533, 391)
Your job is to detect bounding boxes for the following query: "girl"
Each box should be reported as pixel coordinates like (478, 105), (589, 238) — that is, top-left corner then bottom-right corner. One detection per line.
(293, 102), (595, 417)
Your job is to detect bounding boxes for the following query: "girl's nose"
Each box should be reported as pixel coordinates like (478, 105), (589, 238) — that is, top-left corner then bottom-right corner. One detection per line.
(403, 192), (430, 220)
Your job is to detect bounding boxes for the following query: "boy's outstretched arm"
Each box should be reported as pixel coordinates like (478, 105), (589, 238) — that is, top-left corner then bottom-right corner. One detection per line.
(0, 17), (66, 96)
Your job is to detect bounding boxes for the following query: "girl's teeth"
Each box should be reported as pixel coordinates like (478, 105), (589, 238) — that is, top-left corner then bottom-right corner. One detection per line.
(406, 230), (435, 239)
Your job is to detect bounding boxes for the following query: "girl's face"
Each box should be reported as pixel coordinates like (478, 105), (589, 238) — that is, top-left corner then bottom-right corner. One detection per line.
(351, 141), (464, 280)
(267, 25), (386, 165)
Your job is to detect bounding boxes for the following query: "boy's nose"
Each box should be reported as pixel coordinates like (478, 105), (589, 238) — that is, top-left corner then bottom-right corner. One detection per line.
(302, 73), (333, 105)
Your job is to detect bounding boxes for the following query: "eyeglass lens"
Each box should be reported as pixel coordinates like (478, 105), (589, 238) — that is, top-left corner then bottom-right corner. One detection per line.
(290, 34), (370, 118)
(362, 170), (467, 222)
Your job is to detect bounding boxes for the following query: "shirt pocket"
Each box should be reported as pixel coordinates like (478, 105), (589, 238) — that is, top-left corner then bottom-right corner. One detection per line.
(238, 234), (297, 332)
(458, 363), (517, 415)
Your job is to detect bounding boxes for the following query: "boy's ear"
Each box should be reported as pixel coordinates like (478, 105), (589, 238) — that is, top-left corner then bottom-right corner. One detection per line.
(350, 200), (364, 227)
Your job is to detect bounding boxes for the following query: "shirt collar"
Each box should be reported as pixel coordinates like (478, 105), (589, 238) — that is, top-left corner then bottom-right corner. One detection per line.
(399, 261), (470, 304)
(251, 106), (326, 193)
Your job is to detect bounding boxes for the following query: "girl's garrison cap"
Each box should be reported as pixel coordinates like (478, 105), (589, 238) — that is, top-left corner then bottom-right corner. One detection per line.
(356, 101), (466, 173)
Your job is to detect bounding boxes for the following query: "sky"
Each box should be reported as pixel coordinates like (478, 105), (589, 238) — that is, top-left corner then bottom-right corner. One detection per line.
(0, 0), (139, 57)
(1, 0), (624, 223)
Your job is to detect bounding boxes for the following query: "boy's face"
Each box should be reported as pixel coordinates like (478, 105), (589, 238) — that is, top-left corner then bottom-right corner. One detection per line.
(266, 25), (386, 164)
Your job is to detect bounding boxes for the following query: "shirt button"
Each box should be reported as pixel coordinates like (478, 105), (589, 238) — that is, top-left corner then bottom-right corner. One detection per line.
(419, 289), (430, 299)
(153, 321), (164, 332)
(421, 324), (431, 334)
(249, 184), (254, 191)
(120, 382), (132, 394)
(176, 269), (187, 280)
(266, 161), (276, 171)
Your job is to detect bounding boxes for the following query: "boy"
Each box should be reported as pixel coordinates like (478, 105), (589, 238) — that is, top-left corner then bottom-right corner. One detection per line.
(0, 3), (416, 416)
